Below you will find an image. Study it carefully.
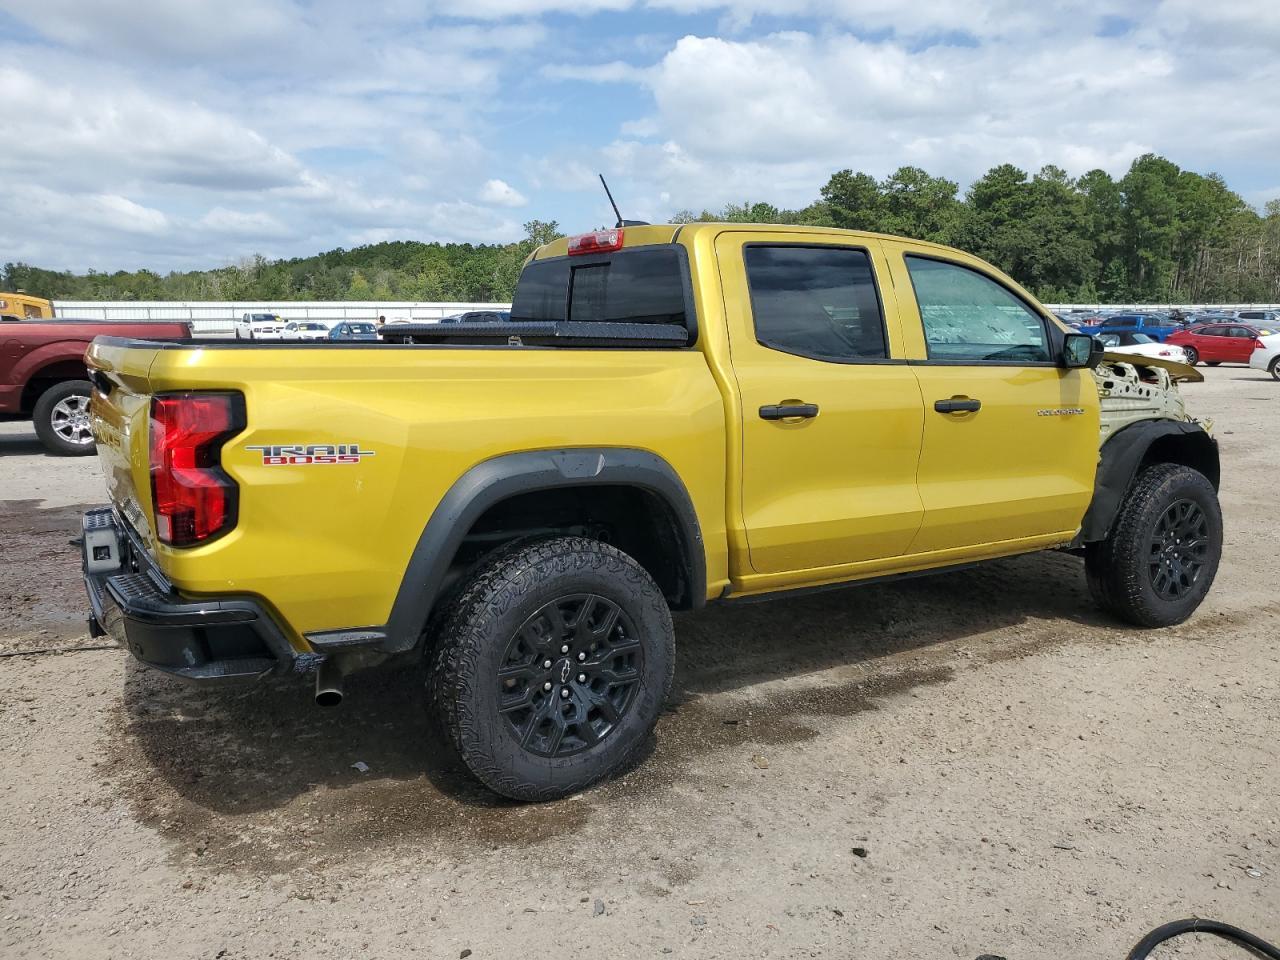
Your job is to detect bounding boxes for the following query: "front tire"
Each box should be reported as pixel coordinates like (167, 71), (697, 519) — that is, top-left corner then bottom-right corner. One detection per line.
(1085, 464), (1222, 627)
(428, 536), (674, 801)
(1182, 346), (1199, 365)
(32, 380), (96, 456)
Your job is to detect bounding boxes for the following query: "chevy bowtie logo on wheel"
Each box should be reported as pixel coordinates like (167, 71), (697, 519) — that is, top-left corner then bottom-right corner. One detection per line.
(245, 443), (376, 465)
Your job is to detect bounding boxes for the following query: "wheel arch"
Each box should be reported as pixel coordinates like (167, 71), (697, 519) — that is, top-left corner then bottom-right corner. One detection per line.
(380, 448), (707, 655)
(19, 356), (91, 412)
(1078, 420), (1220, 543)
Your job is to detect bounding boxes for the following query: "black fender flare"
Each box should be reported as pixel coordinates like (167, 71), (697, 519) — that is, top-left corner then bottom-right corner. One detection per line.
(1078, 420), (1220, 543)
(377, 448), (706, 654)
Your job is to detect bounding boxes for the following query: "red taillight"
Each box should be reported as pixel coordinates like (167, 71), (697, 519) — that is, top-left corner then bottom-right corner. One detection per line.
(1253, 339), (1266, 351)
(567, 228), (624, 256)
(149, 393), (243, 546)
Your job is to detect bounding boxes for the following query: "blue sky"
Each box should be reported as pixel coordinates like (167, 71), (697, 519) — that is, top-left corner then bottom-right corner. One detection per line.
(1, 0), (1278, 272)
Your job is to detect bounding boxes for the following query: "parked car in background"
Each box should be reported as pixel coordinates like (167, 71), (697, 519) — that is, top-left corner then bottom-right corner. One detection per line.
(1094, 331), (1189, 363)
(0, 318), (190, 454)
(1249, 334), (1280, 380)
(1235, 310), (1280, 330)
(1096, 313), (1184, 342)
(440, 310), (513, 324)
(328, 321), (379, 341)
(1166, 324), (1270, 365)
(235, 313), (284, 339)
(282, 321), (331, 340)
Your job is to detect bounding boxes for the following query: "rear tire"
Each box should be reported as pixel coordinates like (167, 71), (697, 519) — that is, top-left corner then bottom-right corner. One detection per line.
(428, 536), (674, 801)
(1085, 464), (1221, 627)
(1182, 347), (1199, 365)
(32, 380), (96, 456)
(1269, 357), (1280, 381)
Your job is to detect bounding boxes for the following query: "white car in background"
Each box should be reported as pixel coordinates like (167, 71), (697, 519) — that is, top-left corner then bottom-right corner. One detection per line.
(281, 320), (331, 340)
(1249, 334), (1280, 381)
(1095, 331), (1190, 363)
(234, 312), (285, 339)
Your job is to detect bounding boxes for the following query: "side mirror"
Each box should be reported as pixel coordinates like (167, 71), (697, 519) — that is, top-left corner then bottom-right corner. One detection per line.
(1062, 332), (1101, 369)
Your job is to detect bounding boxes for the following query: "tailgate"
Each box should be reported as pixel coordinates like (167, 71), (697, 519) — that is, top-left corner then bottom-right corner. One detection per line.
(86, 339), (163, 551)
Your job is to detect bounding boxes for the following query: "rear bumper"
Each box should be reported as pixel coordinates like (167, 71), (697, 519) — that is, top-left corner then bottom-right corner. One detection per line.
(81, 507), (306, 682)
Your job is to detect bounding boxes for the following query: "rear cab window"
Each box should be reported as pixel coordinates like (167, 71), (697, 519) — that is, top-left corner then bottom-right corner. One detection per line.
(512, 245), (694, 340)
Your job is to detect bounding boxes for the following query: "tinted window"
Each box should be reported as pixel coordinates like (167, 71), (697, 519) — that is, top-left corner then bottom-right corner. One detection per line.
(511, 247), (688, 329)
(1238, 312), (1262, 320)
(743, 245), (887, 361)
(906, 256), (1050, 363)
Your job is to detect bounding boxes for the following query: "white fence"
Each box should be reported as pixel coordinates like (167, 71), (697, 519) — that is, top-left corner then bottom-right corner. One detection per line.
(1046, 303), (1279, 312)
(51, 300), (512, 336)
(48, 299), (1280, 336)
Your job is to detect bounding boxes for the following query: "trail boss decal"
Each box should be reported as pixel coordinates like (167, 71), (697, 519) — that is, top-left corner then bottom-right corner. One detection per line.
(245, 443), (376, 466)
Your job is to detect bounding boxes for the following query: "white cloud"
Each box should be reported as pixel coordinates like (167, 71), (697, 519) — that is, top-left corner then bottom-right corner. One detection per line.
(555, 22), (1280, 218)
(0, 66), (304, 192)
(197, 208), (293, 238)
(479, 179), (529, 207)
(0, 0), (1277, 271)
(0, 0), (298, 58)
(543, 60), (646, 83)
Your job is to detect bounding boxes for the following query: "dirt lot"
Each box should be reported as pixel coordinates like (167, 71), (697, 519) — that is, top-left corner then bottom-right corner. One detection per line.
(2, 366), (1278, 960)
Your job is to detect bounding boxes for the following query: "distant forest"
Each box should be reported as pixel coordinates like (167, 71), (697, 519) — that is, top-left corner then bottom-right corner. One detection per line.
(5, 154), (1278, 304)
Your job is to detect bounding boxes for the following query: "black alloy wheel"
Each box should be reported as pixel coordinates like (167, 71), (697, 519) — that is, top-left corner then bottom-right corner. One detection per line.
(497, 594), (643, 758)
(1147, 499), (1210, 601)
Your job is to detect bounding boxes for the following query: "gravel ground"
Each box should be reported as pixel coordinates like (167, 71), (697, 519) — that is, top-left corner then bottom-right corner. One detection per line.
(1, 365), (1278, 960)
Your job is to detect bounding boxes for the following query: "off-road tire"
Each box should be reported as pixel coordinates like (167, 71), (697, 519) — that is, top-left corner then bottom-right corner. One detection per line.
(1182, 346), (1199, 365)
(1269, 356), (1280, 382)
(428, 536), (674, 801)
(1085, 464), (1222, 627)
(32, 380), (96, 456)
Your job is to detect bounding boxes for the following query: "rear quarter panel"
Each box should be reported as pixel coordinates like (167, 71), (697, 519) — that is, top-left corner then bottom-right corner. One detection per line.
(141, 344), (729, 647)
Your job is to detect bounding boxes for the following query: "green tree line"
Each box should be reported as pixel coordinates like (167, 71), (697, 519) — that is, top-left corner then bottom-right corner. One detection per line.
(6, 155), (1278, 304)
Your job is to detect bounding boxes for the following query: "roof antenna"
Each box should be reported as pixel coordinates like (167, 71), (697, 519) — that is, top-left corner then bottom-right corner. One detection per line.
(599, 174), (624, 228)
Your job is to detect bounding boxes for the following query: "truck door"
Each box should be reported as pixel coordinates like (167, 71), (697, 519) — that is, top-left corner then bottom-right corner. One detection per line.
(716, 231), (926, 576)
(884, 243), (1099, 554)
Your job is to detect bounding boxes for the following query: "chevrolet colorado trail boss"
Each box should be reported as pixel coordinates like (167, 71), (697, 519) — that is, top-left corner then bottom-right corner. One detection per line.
(80, 224), (1221, 800)
(1, 316), (191, 454)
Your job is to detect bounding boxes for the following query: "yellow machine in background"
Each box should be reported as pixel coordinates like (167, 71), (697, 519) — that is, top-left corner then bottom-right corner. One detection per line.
(0, 292), (54, 320)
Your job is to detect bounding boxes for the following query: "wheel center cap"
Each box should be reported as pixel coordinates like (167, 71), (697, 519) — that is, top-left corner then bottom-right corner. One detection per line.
(556, 658), (572, 684)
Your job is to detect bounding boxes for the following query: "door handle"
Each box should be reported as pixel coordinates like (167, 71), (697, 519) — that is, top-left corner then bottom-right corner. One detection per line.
(934, 398), (981, 413)
(759, 402), (819, 421)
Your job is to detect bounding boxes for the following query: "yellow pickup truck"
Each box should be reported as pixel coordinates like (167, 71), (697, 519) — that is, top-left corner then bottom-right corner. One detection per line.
(81, 223), (1221, 800)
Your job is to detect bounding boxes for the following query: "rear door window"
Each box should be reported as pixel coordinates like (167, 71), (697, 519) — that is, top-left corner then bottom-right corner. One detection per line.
(905, 256), (1050, 363)
(742, 245), (888, 362)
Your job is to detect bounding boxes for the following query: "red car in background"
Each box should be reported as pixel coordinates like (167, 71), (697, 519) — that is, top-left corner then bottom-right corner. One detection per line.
(1165, 323), (1272, 366)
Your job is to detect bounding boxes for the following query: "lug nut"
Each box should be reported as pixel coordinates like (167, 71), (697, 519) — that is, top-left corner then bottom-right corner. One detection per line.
(577, 652), (587, 662)
(577, 673), (586, 683)
(543, 681), (552, 692)
(543, 659), (552, 669)
(560, 687), (570, 699)
(560, 644), (570, 654)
